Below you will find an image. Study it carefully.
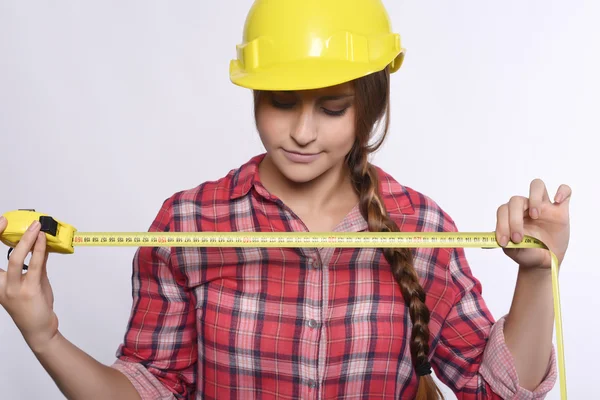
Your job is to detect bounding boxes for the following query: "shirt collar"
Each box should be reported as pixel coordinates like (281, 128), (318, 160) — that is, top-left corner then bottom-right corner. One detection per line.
(229, 153), (267, 200)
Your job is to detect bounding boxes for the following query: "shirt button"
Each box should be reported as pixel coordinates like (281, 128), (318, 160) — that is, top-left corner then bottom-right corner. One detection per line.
(307, 319), (318, 329)
(308, 379), (317, 388)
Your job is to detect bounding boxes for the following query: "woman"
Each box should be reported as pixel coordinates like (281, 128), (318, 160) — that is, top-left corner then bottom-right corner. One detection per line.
(0, 0), (570, 399)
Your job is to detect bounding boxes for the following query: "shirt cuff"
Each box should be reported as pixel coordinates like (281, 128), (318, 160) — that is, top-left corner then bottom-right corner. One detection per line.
(111, 359), (177, 400)
(479, 315), (557, 399)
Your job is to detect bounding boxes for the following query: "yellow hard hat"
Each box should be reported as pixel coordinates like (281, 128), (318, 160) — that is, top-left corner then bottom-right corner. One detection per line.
(229, 0), (405, 91)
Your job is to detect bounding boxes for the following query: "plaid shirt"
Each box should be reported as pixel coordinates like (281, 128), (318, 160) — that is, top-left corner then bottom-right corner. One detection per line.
(111, 154), (556, 399)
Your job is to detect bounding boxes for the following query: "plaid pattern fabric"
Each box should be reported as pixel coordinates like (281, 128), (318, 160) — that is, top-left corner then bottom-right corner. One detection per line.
(111, 154), (556, 399)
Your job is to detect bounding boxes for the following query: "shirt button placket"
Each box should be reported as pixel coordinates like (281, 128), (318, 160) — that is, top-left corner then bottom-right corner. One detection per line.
(309, 258), (321, 270)
(306, 254), (322, 398)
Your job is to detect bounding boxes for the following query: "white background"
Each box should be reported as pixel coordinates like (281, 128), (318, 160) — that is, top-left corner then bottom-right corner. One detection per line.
(1, 1), (598, 398)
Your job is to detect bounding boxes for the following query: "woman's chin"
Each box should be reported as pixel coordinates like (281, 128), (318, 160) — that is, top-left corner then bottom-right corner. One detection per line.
(275, 163), (326, 184)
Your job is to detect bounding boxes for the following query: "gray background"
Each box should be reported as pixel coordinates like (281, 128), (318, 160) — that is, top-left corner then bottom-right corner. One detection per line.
(1, 1), (598, 398)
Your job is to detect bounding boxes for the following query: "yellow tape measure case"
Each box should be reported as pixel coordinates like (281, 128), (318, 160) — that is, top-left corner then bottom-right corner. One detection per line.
(0, 210), (76, 254)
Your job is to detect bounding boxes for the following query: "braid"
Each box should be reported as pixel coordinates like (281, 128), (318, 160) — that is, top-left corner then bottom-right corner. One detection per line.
(348, 151), (443, 400)
(348, 68), (444, 400)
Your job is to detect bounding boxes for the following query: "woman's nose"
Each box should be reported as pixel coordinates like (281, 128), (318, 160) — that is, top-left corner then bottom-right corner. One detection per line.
(290, 105), (317, 146)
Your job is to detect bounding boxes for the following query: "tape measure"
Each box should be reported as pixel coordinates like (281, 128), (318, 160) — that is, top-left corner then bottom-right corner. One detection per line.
(0, 209), (568, 399)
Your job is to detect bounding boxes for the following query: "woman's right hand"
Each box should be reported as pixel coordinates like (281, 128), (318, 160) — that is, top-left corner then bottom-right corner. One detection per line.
(0, 217), (59, 353)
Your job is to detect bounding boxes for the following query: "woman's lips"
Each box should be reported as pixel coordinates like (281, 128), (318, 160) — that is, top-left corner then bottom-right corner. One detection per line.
(282, 149), (321, 163)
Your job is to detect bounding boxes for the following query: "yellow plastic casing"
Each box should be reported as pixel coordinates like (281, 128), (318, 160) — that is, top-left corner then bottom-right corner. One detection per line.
(0, 210), (76, 254)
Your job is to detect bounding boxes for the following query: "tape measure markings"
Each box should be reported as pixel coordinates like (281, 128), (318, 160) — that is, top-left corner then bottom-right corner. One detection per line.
(72, 232), (544, 248)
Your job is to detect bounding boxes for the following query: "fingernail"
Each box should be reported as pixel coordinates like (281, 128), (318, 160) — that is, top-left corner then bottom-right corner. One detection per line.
(0, 216), (6, 224)
(512, 232), (522, 243)
(28, 221), (40, 231)
(530, 208), (539, 219)
(500, 236), (508, 246)
(555, 194), (563, 203)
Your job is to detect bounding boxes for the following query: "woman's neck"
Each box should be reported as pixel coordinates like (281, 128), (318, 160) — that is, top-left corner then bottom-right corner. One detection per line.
(258, 154), (359, 218)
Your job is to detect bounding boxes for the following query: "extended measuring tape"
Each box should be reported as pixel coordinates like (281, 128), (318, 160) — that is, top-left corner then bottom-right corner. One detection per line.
(1, 209), (568, 399)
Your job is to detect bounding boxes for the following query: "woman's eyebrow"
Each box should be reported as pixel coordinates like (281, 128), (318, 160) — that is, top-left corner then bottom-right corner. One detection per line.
(319, 94), (355, 101)
(273, 92), (355, 101)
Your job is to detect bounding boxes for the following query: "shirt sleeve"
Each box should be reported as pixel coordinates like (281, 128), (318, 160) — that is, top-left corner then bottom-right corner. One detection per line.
(431, 245), (557, 399)
(110, 197), (198, 399)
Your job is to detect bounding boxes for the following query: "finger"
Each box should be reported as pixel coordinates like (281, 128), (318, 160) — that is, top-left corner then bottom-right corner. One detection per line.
(7, 221), (41, 287)
(42, 252), (49, 276)
(26, 232), (47, 283)
(528, 179), (549, 219)
(554, 184), (572, 204)
(508, 196), (528, 243)
(496, 204), (510, 247)
(40, 253), (50, 286)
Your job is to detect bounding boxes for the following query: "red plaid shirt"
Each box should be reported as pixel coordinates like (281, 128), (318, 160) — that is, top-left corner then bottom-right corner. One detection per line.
(111, 154), (556, 399)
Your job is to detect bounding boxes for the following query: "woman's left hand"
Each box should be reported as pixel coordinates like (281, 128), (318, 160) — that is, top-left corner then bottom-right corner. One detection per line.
(496, 179), (572, 269)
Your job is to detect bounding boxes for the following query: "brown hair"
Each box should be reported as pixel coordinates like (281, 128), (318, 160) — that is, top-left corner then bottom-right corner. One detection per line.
(253, 68), (443, 399)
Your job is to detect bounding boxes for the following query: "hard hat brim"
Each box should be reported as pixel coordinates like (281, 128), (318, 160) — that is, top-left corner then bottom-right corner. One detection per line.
(230, 51), (404, 91)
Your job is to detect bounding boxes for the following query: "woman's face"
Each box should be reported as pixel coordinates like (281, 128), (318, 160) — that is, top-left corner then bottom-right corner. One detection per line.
(256, 82), (357, 184)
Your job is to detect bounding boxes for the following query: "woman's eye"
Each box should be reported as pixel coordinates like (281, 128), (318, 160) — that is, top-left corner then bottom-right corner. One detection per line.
(322, 107), (348, 117)
(271, 98), (296, 109)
